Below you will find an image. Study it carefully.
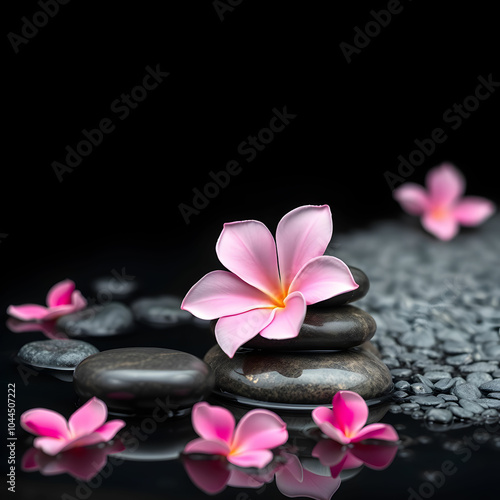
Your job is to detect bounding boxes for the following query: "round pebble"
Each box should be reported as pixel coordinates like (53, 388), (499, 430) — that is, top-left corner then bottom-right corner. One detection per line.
(17, 339), (98, 370)
(425, 408), (453, 424)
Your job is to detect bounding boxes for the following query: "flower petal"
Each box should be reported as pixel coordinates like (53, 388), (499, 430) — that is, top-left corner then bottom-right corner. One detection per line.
(276, 465), (341, 500)
(21, 409), (70, 439)
(68, 398), (107, 438)
(216, 220), (281, 298)
(183, 437), (231, 456)
(231, 409), (288, 454)
(332, 391), (368, 439)
(33, 437), (70, 456)
(421, 211), (459, 240)
(46, 280), (76, 307)
(426, 163), (465, 206)
(349, 442), (398, 470)
(349, 423), (399, 443)
(453, 196), (496, 226)
(93, 419), (126, 442)
(393, 183), (430, 215)
(7, 304), (50, 321)
(181, 270), (274, 320)
(312, 439), (346, 467)
(182, 456), (230, 495)
(215, 308), (275, 358)
(71, 290), (88, 310)
(276, 205), (333, 291)
(259, 291), (306, 340)
(228, 449), (274, 469)
(191, 402), (235, 445)
(313, 419), (351, 445)
(42, 304), (85, 321)
(288, 255), (358, 305)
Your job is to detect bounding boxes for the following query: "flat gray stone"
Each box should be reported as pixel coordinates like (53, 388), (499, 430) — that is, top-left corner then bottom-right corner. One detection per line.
(450, 406), (474, 419)
(453, 383), (482, 400)
(460, 362), (498, 373)
(434, 378), (456, 392)
(425, 408), (453, 423)
(409, 395), (444, 406)
(131, 295), (192, 327)
(446, 354), (474, 366)
(424, 371), (451, 382)
(74, 347), (214, 412)
(479, 379), (500, 392)
(17, 339), (98, 370)
(459, 399), (485, 414)
(479, 398), (500, 409)
(204, 343), (392, 405)
(466, 372), (493, 387)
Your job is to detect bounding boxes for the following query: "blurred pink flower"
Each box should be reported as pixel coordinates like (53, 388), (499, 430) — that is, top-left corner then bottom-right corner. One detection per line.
(312, 391), (398, 445)
(183, 402), (288, 469)
(22, 440), (125, 481)
(181, 205), (358, 357)
(7, 279), (87, 321)
(21, 397), (125, 456)
(312, 439), (398, 478)
(394, 163), (495, 240)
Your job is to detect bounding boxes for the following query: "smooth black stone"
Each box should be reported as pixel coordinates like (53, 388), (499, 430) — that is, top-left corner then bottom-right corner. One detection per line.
(452, 383), (482, 400)
(479, 379), (500, 392)
(204, 343), (393, 405)
(409, 395), (444, 406)
(434, 378), (456, 392)
(17, 339), (98, 370)
(211, 305), (376, 351)
(56, 303), (134, 337)
(466, 372), (493, 387)
(309, 266), (369, 308)
(450, 406), (474, 419)
(425, 408), (453, 424)
(131, 295), (192, 327)
(74, 347), (214, 412)
(411, 383), (433, 395)
(424, 371), (451, 382)
(460, 362), (498, 373)
(458, 399), (484, 414)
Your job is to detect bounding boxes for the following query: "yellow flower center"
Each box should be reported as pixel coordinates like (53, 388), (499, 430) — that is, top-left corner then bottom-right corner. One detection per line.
(431, 206), (449, 220)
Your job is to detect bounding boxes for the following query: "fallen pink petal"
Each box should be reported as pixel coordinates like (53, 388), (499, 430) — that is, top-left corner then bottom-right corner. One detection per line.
(181, 205), (358, 357)
(183, 402), (288, 469)
(20, 397), (125, 456)
(393, 163), (495, 240)
(7, 279), (87, 322)
(312, 391), (399, 445)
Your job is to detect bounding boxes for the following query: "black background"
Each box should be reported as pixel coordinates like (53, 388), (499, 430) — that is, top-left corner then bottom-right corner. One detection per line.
(2, 2), (500, 499)
(3, 0), (500, 289)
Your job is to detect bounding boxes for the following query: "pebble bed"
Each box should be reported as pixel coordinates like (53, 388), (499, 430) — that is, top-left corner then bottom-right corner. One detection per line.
(333, 215), (500, 427)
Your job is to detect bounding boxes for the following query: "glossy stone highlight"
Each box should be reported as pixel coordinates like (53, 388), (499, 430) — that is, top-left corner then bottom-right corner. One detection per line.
(74, 347), (214, 413)
(204, 343), (392, 405)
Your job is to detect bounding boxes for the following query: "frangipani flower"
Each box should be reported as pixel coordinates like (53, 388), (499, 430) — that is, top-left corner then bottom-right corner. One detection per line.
(312, 391), (398, 445)
(393, 163), (495, 240)
(20, 397), (125, 456)
(312, 439), (398, 479)
(22, 440), (125, 481)
(181, 205), (358, 357)
(183, 402), (288, 469)
(7, 279), (87, 322)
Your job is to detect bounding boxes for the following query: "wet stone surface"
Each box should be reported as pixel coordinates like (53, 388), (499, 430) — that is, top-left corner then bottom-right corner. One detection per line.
(332, 215), (500, 426)
(74, 347), (215, 413)
(204, 343), (393, 406)
(17, 339), (98, 370)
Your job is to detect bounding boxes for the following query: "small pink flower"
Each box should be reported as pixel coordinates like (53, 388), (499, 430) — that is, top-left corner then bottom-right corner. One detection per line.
(183, 402), (288, 469)
(20, 397), (125, 456)
(393, 163), (495, 240)
(312, 391), (398, 445)
(312, 439), (398, 478)
(181, 205), (358, 357)
(7, 279), (87, 322)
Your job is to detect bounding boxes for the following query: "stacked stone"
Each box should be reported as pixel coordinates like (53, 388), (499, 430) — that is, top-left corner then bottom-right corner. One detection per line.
(204, 267), (393, 408)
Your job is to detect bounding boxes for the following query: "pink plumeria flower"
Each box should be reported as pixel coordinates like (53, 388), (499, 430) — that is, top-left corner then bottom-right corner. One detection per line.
(183, 402), (288, 469)
(20, 397), (125, 456)
(312, 439), (398, 479)
(393, 163), (495, 240)
(181, 205), (358, 357)
(312, 391), (398, 445)
(7, 279), (87, 322)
